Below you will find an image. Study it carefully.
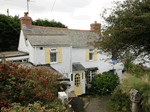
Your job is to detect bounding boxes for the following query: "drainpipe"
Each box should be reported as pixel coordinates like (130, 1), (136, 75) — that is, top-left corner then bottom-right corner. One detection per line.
(68, 43), (72, 96)
(34, 46), (36, 65)
(70, 43), (72, 73)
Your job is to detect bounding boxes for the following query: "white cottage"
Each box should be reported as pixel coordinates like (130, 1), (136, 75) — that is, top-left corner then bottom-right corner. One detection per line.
(17, 12), (123, 95)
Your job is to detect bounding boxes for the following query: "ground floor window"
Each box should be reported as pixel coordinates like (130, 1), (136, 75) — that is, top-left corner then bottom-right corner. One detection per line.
(86, 70), (97, 84)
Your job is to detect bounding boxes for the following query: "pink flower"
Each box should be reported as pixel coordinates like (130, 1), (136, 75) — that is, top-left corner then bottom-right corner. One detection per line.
(19, 94), (24, 99)
(11, 71), (15, 75)
(5, 72), (9, 75)
(45, 90), (51, 95)
(37, 93), (41, 97)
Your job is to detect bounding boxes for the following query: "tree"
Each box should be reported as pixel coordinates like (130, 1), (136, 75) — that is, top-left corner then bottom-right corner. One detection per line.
(0, 14), (20, 52)
(0, 14), (67, 52)
(32, 19), (67, 28)
(93, 0), (150, 63)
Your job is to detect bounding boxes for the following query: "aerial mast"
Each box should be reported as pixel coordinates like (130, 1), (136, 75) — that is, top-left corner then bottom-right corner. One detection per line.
(27, 0), (30, 14)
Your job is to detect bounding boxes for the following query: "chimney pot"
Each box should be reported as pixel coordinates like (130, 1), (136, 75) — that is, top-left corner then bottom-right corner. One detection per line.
(95, 21), (97, 24)
(24, 12), (28, 17)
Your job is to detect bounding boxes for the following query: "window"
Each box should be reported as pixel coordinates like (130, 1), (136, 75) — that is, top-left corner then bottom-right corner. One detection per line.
(89, 49), (94, 60)
(50, 48), (57, 62)
(86, 70), (97, 83)
(75, 74), (80, 87)
(82, 72), (84, 80)
(71, 74), (73, 81)
(25, 39), (28, 46)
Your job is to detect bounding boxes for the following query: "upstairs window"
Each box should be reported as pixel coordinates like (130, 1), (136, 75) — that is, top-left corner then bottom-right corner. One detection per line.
(89, 49), (94, 60)
(50, 48), (57, 62)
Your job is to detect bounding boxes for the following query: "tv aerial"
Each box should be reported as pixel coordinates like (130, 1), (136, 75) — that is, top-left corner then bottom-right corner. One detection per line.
(27, 0), (35, 14)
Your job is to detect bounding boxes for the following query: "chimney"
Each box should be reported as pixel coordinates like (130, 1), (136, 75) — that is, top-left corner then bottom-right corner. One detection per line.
(20, 12), (32, 29)
(90, 21), (101, 34)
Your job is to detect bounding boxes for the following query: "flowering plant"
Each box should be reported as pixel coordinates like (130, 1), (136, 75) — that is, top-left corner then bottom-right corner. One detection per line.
(0, 61), (63, 109)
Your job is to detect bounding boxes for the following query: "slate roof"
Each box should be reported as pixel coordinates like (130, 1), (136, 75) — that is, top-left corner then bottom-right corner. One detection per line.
(23, 25), (100, 47)
(0, 51), (29, 58)
(72, 62), (86, 71)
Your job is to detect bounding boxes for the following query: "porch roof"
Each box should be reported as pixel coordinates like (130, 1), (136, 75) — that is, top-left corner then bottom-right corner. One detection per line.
(72, 62), (86, 71)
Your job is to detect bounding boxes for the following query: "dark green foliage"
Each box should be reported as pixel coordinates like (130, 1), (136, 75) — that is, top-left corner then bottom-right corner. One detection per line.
(91, 71), (119, 95)
(93, 0), (150, 62)
(107, 86), (131, 112)
(32, 19), (67, 28)
(0, 14), (20, 52)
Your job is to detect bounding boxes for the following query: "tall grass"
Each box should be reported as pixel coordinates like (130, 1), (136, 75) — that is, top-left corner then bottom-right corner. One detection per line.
(107, 57), (150, 112)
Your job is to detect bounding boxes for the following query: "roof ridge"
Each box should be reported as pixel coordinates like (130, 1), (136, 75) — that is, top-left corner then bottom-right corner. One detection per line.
(31, 25), (92, 32)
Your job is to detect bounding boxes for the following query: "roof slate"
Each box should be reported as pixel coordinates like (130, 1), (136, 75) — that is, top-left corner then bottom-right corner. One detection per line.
(72, 62), (86, 71)
(23, 26), (100, 47)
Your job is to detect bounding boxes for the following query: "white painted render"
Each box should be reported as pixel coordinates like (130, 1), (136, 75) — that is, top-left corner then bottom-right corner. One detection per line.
(72, 48), (118, 73)
(50, 47), (71, 75)
(34, 47), (45, 65)
(18, 30), (28, 53)
(28, 41), (35, 64)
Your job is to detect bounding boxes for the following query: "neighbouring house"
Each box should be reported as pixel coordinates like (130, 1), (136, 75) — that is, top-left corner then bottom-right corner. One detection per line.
(1, 12), (124, 96)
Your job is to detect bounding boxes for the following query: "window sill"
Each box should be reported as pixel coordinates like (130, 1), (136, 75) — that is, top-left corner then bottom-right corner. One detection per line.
(50, 62), (58, 64)
(88, 60), (94, 62)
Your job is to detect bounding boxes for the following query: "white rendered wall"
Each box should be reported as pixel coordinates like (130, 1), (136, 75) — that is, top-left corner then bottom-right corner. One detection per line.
(28, 42), (34, 64)
(18, 30), (35, 64)
(50, 47), (71, 75)
(34, 47), (45, 65)
(69, 73), (74, 92)
(72, 48), (112, 73)
(18, 30), (28, 53)
(72, 48), (124, 79)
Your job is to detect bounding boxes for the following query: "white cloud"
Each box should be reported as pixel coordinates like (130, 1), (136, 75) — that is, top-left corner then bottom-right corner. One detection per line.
(0, 0), (124, 30)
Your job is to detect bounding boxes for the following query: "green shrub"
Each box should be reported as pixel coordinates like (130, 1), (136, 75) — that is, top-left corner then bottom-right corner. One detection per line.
(108, 75), (150, 112)
(91, 71), (119, 95)
(0, 61), (65, 109)
(107, 86), (131, 112)
(121, 75), (150, 112)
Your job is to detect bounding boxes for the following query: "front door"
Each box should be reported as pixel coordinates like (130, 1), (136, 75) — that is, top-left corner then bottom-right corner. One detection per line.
(74, 73), (82, 95)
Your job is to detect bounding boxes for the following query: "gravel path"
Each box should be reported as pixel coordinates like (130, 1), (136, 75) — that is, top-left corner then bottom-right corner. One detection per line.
(85, 96), (111, 112)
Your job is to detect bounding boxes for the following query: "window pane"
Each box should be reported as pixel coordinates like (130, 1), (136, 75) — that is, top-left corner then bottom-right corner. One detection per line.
(89, 53), (93, 60)
(82, 72), (84, 79)
(71, 74), (73, 81)
(50, 53), (56, 62)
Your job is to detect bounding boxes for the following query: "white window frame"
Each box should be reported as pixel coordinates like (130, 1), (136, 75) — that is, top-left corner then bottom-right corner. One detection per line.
(88, 70), (97, 83)
(50, 48), (57, 63)
(89, 49), (94, 61)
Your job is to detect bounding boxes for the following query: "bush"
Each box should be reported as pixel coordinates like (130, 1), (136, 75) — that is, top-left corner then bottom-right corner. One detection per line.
(107, 75), (150, 112)
(1, 100), (66, 112)
(107, 86), (131, 112)
(0, 61), (64, 109)
(91, 71), (119, 95)
(121, 75), (150, 112)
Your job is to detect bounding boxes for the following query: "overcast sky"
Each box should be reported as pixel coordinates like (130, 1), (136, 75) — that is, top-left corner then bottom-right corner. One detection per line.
(0, 0), (124, 30)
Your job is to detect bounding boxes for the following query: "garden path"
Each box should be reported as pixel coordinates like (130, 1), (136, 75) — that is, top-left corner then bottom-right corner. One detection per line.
(85, 96), (112, 112)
